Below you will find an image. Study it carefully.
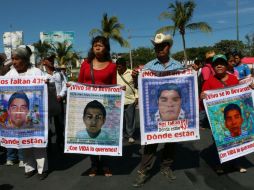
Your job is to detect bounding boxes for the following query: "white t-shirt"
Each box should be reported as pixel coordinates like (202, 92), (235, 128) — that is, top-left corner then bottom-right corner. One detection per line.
(5, 67), (45, 77)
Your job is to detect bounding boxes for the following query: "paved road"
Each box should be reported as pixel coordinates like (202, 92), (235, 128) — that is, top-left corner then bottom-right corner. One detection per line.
(0, 128), (254, 190)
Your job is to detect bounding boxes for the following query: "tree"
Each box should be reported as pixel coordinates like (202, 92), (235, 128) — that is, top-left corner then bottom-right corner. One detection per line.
(245, 33), (254, 56)
(157, 0), (212, 64)
(172, 46), (213, 61)
(213, 40), (245, 55)
(33, 40), (53, 63)
(52, 41), (80, 71)
(120, 47), (155, 68)
(89, 13), (129, 48)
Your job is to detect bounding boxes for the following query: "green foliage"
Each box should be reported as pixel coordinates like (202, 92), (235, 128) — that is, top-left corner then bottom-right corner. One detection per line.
(51, 41), (80, 68)
(121, 47), (156, 68)
(245, 33), (254, 56)
(89, 13), (129, 48)
(172, 46), (213, 61)
(33, 40), (53, 63)
(157, 0), (212, 63)
(213, 40), (245, 54)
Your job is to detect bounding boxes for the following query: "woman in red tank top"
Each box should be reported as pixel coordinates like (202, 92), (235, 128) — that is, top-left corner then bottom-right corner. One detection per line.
(78, 36), (116, 85)
(78, 36), (116, 177)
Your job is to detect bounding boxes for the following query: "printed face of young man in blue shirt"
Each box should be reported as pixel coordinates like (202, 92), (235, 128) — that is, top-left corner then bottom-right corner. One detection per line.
(158, 90), (181, 121)
(83, 108), (105, 134)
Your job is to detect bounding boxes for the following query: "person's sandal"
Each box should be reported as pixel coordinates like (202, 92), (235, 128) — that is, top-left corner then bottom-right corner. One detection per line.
(239, 168), (247, 173)
(88, 168), (98, 177)
(103, 167), (112, 177)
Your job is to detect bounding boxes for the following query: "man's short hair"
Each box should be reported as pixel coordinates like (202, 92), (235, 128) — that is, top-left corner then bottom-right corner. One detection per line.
(224, 103), (242, 119)
(116, 57), (127, 65)
(157, 83), (181, 100)
(44, 54), (56, 63)
(233, 51), (243, 58)
(8, 91), (29, 109)
(83, 100), (106, 118)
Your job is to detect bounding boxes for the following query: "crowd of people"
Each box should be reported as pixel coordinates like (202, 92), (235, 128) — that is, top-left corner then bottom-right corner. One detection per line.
(0, 32), (253, 188)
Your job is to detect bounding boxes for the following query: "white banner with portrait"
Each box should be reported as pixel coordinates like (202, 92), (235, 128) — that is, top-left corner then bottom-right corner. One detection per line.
(65, 83), (124, 156)
(0, 76), (48, 148)
(138, 69), (200, 145)
(203, 83), (254, 163)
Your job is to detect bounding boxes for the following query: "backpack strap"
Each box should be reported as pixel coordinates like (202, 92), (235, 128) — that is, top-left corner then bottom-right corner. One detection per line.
(119, 73), (136, 96)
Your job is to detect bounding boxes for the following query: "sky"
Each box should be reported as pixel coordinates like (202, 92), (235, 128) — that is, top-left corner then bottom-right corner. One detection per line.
(0, 0), (254, 57)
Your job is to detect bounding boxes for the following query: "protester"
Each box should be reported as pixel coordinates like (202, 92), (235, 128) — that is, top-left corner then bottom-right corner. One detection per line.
(78, 36), (116, 177)
(42, 54), (67, 151)
(192, 58), (203, 75)
(201, 50), (215, 82)
(201, 54), (246, 173)
(5, 46), (48, 180)
(201, 54), (239, 91)
(116, 58), (138, 143)
(233, 51), (251, 79)
(0, 53), (12, 76)
(59, 64), (68, 80)
(199, 51), (216, 129)
(226, 52), (239, 78)
(132, 33), (183, 188)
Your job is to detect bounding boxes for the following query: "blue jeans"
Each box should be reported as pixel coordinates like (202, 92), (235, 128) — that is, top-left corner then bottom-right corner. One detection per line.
(7, 148), (23, 161)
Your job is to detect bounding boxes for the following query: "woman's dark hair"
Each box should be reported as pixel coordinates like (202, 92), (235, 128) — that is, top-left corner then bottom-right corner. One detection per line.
(233, 51), (243, 58)
(194, 58), (203, 67)
(83, 100), (106, 118)
(87, 36), (111, 63)
(225, 52), (234, 60)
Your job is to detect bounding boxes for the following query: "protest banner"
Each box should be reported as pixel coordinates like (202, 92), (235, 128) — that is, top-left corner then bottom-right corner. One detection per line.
(65, 83), (124, 156)
(239, 76), (253, 85)
(138, 69), (199, 145)
(0, 76), (48, 148)
(203, 83), (254, 163)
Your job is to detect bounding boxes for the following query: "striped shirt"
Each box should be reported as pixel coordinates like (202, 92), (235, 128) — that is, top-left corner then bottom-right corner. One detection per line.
(144, 57), (183, 71)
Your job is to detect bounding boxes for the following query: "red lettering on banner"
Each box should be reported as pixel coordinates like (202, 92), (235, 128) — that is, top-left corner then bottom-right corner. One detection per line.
(0, 79), (8, 84)
(98, 88), (120, 92)
(174, 131), (194, 138)
(69, 145), (77, 151)
(11, 78), (31, 84)
(95, 147), (117, 152)
(71, 85), (85, 90)
(240, 142), (254, 152)
(22, 138), (43, 144)
(206, 93), (218, 100)
(220, 153), (227, 158)
(147, 133), (173, 140)
(1, 138), (19, 145)
(231, 86), (250, 94)
(227, 149), (236, 155)
(142, 71), (155, 77)
(79, 146), (89, 151)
